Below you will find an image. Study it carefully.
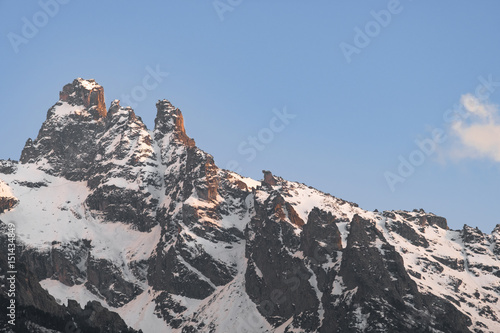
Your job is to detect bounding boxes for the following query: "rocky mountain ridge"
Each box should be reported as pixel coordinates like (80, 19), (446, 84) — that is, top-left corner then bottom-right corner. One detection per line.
(1, 78), (500, 332)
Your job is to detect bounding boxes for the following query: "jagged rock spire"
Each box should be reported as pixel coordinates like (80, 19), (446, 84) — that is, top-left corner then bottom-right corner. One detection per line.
(154, 99), (195, 147)
(262, 170), (278, 186)
(59, 78), (107, 119)
(20, 78), (108, 178)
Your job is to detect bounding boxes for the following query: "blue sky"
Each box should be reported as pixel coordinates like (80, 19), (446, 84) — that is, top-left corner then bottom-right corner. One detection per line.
(1, 1), (500, 232)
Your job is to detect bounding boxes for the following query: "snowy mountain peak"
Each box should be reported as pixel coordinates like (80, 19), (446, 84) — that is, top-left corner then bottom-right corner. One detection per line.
(59, 78), (107, 119)
(75, 77), (101, 90)
(155, 99), (195, 147)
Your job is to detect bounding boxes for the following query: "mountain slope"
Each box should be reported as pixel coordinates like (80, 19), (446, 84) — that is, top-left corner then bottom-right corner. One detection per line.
(1, 78), (499, 332)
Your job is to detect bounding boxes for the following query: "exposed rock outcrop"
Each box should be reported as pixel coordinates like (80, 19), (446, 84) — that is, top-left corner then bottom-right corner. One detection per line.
(86, 257), (142, 307)
(262, 170), (278, 186)
(0, 197), (17, 214)
(155, 99), (195, 147)
(0, 160), (17, 174)
(245, 192), (319, 328)
(301, 207), (342, 260)
(59, 78), (107, 118)
(420, 214), (449, 229)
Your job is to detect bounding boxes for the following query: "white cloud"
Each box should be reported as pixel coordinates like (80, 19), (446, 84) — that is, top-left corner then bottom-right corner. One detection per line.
(450, 94), (500, 162)
(460, 94), (495, 119)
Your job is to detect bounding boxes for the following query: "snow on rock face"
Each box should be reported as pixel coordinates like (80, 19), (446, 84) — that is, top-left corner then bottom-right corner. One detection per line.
(0, 179), (17, 213)
(374, 211), (500, 333)
(155, 99), (195, 147)
(59, 78), (107, 118)
(3, 78), (500, 333)
(85, 100), (162, 232)
(19, 98), (108, 180)
(0, 179), (15, 199)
